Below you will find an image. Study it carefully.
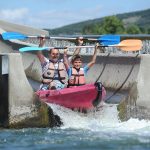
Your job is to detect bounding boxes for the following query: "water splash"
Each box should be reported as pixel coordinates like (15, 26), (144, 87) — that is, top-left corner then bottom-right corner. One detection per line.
(48, 103), (119, 129)
(48, 103), (150, 133)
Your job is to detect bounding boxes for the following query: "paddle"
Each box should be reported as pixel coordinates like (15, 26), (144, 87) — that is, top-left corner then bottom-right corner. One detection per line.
(114, 39), (142, 51)
(19, 39), (142, 52)
(1, 32), (120, 45)
(19, 45), (96, 52)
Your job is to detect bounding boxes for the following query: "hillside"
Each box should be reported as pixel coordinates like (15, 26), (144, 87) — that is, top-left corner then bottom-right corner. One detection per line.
(46, 9), (150, 35)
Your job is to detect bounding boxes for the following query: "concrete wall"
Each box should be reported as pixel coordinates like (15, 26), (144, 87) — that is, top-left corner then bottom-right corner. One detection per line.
(0, 21), (51, 128)
(124, 55), (150, 120)
(2, 51), (150, 127)
(0, 20), (150, 128)
(82, 53), (150, 120)
(0, 20), (49, 53)
(0, 20), (48, 35)
(11, 51), (150, 121)
(0, 53), (52, 128)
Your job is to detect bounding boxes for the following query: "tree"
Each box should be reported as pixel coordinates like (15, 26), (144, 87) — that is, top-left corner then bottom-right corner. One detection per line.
(82, 24), (101, 34)
(126, 25), (141, 34)
(100, 16), (125, 34)
(147, 28), (150, 34)
(139, 27), (146, 34)
(82, 16), (125, 34)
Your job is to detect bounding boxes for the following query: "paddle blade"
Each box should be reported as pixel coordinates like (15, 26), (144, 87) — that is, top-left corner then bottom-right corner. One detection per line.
(2, 32), (27, 40)
(116, 39), (142, 51)
(98, 35), (120, 45)
(19, 47), (49, 52)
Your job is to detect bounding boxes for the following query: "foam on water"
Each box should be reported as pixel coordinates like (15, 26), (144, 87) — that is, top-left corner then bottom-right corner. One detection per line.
(48, 103), (150, 133)
(1, 103), (150, 150)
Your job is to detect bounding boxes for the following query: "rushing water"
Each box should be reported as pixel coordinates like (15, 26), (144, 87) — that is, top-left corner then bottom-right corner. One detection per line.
(0, 103), (150, 150)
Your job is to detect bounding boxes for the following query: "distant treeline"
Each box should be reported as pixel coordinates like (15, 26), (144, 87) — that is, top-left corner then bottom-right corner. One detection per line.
(46, 9), (150, 35)
(82, 16), (150, 34)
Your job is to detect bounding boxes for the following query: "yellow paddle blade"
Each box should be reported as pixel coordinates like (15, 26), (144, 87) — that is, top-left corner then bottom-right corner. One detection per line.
(115, 39), (142, 51)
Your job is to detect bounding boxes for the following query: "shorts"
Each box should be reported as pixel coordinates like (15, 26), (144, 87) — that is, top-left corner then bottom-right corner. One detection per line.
(40, 81), (65, 90)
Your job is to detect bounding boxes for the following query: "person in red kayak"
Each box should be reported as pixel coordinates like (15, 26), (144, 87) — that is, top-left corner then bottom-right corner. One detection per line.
(37, 36), (84, 90)
(63, 43), (100, 87)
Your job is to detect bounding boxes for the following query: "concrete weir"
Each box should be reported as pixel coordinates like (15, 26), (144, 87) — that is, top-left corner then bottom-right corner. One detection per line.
(83, 54), (150, 121)
(1, 52), (150, 128)
(0, 20), (150, 128)
(0, 20), (53, 128)
(0, 54), (52, 128)
(23, 53), (150, 120)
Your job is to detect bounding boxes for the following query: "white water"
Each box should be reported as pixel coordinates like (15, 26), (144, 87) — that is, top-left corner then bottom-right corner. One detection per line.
(2, 103), (149, 150)
(48, 103), (150, 134)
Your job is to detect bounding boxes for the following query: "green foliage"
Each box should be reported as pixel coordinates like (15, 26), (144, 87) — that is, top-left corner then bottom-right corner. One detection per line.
(126, 25), (141, 34)
(82, 16), (125, 34)
(139, 27), (147, 34)
(99, 16), (125, 34)
(47, 9), (150, 35)
(82, 24), (101, 34)
(147, 28), (150, 34)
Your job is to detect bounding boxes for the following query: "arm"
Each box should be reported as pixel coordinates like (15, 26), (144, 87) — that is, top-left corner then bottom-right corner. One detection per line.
(63, 48), (70, 70)
(37, 37), (46, 64)
(87, 43), (99, 68)
(72, 37), (84, 56)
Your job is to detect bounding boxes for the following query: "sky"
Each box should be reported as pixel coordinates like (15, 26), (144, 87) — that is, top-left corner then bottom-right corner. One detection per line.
(0, 0), (149, 29)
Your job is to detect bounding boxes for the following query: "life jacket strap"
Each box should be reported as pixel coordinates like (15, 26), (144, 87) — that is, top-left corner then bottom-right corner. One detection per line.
(68, 83), (85, 87)
(71, 74), (84, 76)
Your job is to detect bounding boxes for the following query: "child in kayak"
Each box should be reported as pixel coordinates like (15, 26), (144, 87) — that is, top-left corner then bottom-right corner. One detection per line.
(63, 43), (100, 87)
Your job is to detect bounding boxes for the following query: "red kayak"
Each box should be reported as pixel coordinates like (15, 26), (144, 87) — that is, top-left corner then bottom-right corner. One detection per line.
(36, 82), (106, 110)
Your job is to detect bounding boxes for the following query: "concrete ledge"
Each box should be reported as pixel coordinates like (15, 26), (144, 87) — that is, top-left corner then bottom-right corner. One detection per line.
(118, 54), (150, 120)
(17, 52), (150, 120)
(0, 53), (51, 128)
(0, 20), (150, 125)
(0, 20), (49, 54)
(0, 20), (48, 35)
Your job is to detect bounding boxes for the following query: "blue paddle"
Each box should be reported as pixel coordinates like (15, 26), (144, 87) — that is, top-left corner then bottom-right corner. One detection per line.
(19, 47), (50, 52)
(19, 45), (95, 52)
(98, 35), (120, 46)
(2, 32), (120, 45)
(19, 39), (142, 52)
